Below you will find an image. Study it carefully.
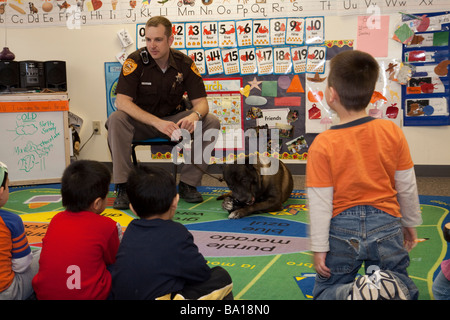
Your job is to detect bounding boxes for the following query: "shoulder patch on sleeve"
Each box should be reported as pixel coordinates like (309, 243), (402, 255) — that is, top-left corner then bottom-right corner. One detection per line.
(123, 58), (138, 76)
(190, 62), (201, 78)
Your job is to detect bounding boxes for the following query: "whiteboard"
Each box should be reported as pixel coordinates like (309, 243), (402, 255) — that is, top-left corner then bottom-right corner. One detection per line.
(0, 94), (70, 186)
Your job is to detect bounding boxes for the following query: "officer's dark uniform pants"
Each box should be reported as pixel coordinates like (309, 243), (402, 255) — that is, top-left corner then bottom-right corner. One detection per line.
(106, 109), (220, 186)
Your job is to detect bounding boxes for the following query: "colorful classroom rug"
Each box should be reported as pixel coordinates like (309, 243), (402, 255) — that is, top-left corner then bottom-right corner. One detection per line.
(5, 184), (450, 300)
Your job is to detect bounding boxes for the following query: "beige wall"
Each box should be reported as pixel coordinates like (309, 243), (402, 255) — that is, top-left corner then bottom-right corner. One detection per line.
(3, 14), (450, 166)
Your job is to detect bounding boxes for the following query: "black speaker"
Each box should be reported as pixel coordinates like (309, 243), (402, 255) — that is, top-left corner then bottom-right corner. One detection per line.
(45, 60), (67, 91)
(0, 61), (20, 92)
(19, 60), (46, 90)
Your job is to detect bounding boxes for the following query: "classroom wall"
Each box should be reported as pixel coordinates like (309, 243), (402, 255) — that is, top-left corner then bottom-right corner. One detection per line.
(2, 10), (450, 166)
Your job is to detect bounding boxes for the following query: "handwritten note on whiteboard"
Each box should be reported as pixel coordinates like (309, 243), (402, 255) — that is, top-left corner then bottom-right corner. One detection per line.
(0, 94), (69, 185)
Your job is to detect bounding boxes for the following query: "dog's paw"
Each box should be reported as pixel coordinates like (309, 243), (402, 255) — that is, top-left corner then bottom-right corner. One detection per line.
(222, 197), (234, 212)
(228, 209), (245, 219)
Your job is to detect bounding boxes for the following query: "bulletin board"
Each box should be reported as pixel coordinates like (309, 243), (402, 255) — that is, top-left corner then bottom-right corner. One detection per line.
(130, 17), (327, 162)
(104, 8), (450, 163)
(398, 11), (450, 126)
(0, 94), (70, 186)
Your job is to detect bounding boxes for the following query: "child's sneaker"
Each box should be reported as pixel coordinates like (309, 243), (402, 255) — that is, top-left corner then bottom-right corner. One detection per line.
(349, 270), (410, 300)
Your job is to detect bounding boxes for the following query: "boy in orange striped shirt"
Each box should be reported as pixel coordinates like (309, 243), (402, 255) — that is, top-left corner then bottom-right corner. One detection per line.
(306, 51), (422, 300)
(0, 161), (40, 300)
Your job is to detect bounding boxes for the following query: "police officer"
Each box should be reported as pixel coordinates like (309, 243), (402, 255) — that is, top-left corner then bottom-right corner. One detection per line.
(106, 16), (220, 209)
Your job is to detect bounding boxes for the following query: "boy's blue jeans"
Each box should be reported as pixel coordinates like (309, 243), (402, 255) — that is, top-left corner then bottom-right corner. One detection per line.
(313, 205), (419, 300)
(432, 269), (450, 300)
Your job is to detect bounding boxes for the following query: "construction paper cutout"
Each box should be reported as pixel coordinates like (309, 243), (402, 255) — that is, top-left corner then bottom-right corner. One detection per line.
(286, 75), (304, 93)
(386, 104), (399, 119)
(240, 85), (251, 97)
(433, 32), (449, 47)
(369, 91), (386, 119)
(307, 90), (323, 103)
(307, 72), (327, 82)
(423, 105), (434, 116)
(274, 97), (301, 107)
(261, 81), (278, 97)
(406, 50), (426, 62)
(416, 15), (430, 32)
(278, 76), (291, 90)
(394, 23), (414, 44)
(407, 102), (424, 116)
(435, 60), (450, 76)
(368, 108), (382, 118)
(320, 116), (332, 124)
(245, 95), (267, 106)
(308, 104), (321, 119)
(248, 77), (262, 91)
(420, 82), (436, 94)
(370, 91), (387, 104)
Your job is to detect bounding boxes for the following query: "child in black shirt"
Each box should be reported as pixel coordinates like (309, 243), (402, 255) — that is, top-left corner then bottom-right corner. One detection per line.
(111, 166), (233, 300)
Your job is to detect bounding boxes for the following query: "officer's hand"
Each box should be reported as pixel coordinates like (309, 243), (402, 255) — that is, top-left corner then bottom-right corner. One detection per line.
(177, 113), (197, 134)
(156, 120), (181, 141)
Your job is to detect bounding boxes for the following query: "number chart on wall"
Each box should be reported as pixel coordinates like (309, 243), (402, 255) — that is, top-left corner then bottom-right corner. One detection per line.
(136, 16), (327, 78)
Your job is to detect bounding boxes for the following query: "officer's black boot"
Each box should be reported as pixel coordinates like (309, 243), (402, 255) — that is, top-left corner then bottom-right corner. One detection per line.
(113, 183), (129, 209)
(178, 181), (203, 203)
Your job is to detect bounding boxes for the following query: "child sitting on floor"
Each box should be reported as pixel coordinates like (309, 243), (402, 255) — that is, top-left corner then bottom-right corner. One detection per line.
(111, 166), (233, 300)
(32, 160), (122, 300)
(0, 161), (40, 300)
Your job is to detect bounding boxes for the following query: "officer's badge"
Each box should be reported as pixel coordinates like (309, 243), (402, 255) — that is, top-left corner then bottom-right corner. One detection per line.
(123, 58), (138, 76)
(190, 62), (202, 77)
(175, 72), (183, 84)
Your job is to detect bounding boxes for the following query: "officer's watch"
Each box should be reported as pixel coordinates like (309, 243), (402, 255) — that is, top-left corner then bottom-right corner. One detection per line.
(194, 111), (202, 120)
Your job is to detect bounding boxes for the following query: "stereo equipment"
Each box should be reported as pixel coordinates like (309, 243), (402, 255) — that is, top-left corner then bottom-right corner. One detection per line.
(0, 61), (20, 92)
(44, 60), (67, 91)
(19, 60), (46, 90)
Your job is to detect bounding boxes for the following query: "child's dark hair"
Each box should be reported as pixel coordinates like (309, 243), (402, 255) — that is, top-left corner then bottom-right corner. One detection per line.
(328, 50), (379, 111)
(61, 160), (111, 212)
(126, 165), (177, 219)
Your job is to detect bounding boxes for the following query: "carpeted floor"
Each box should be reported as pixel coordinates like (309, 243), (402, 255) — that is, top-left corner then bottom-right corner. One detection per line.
(5, 181), (450, 300)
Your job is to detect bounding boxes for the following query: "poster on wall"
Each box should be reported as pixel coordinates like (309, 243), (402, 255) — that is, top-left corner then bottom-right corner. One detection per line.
(204, 78), (244, 152)
(104, 62), (122, 117)
(398, 11), (450, 126)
